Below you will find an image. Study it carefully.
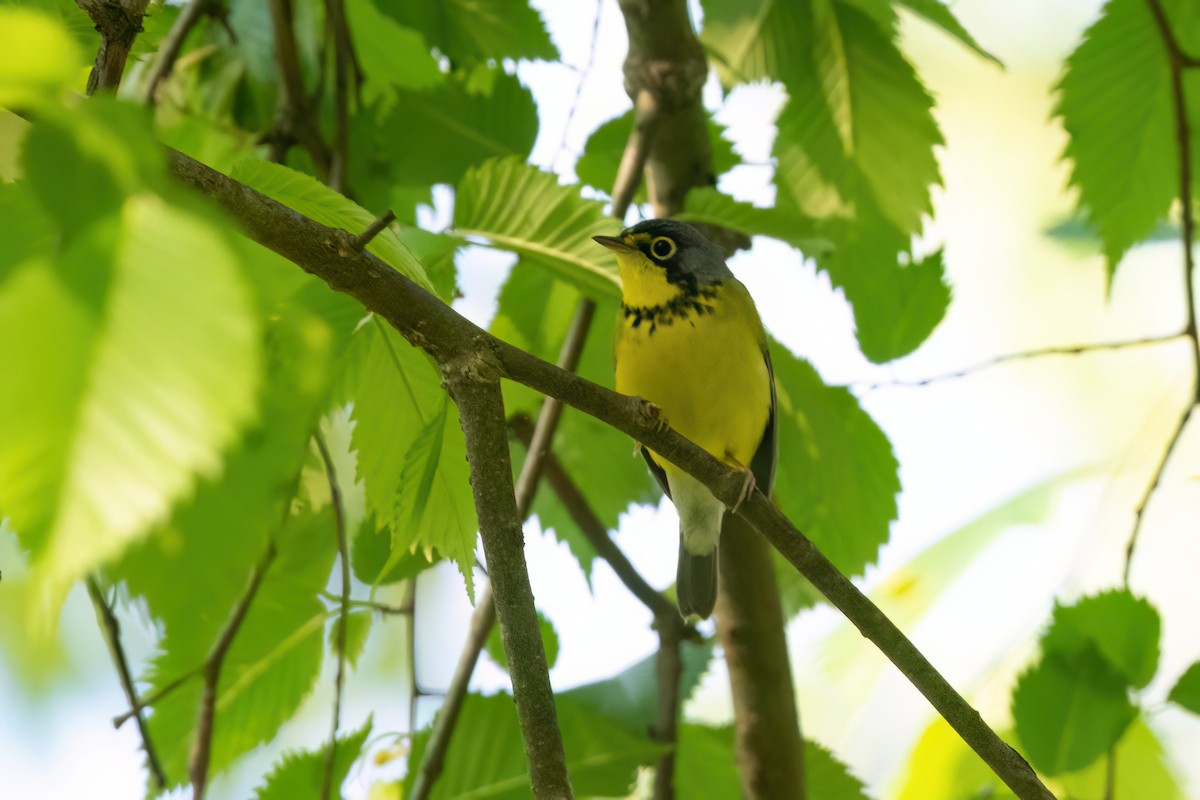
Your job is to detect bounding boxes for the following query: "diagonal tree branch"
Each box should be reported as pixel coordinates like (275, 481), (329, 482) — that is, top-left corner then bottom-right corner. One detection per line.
(86, 576), (167, 790)
(164, 148), (1054, 799)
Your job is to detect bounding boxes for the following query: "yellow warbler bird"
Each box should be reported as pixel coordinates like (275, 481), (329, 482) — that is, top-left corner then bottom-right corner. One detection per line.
(594, 220), (776, 619)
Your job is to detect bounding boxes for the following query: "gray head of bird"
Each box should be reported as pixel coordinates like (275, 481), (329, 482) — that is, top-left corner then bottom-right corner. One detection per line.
(593, 219), (732, 295)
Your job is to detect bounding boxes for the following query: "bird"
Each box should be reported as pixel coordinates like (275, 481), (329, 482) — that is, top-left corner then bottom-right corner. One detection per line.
(594, 219), (776, 619)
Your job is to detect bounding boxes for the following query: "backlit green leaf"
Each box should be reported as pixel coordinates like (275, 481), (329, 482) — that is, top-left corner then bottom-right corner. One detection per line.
(896, 0), (1000, 64)
(379, 0), (556, 63)
(456, 158), (621, 299)
(347, 0), (442, 103)
(255, 717), (373, 800)
(1042, 589), (1161, 689)
(0, 8), (84, 106)
(1168, 661), (1200, 715)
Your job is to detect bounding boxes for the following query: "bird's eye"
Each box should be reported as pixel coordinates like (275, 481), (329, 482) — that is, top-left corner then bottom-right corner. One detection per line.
(650, 236), (677, 260)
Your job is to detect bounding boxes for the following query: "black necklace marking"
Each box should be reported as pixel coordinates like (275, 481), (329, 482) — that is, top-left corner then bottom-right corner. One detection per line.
(622, 283), (722, 334)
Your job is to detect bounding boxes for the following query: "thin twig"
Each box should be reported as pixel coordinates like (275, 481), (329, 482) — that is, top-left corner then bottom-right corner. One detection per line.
(856, 332), (1187, 391)
(611, 90), (660, 219)
(86, 576), (167, 789)
(141, 0), (213, 103)
(1125, 0), (1200, 585)
(351, 210), (396, 253)
(166, 150), (1055, 799)
(77, 0), (151, 94)
(408, 303), (597, 800)
(552, 0), (604, 168)
(319, 592), (412, 615)
(316, 432), (351, 800)
(190, 542), (277, 800)
(322, 0), (360, 194)
(113, 666), (202, 728)
(264, 0), (331, 175)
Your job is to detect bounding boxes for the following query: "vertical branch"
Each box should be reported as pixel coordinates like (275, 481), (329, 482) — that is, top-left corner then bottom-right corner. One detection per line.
(141, 0), (216, 103)
(321, 0), (360, 194)
(409, 304), (596, 800)
(1126, 0), (1200, 585)
(315, 432), (351, 800)
(86, 577), (167, 789)
(189, 542), (277, 800)
(265, 0), (331, 174)
(442, 352), (573, 800)
(76, 0), (150, 94)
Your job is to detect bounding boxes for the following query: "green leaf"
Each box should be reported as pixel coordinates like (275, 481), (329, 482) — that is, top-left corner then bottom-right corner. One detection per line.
(561, 639), (714, 735)
(255, 717), (373, 800)
(346, 0), (442, 104)
(346, 319), (478, 599)
(351, 515), (440, 585)
(896, 717), (1016, 800)
(379, 0), (556, 63)
(843, 246), (952, 363)
(1058, 717), (1185, 800)
(486, 609), (559, 672)
(1012, 647), (1138, 776)
(407, 694), (664, 799)
(677, 725), (870, 799)
(0, 7), (85, 106)
(143, 508), (337, 786)
(1042, 590), (1161, 689)
(332, 609), (373, 669)
(0, 194), (261, 602)
(354, 69), (538, 193)
(1054, 0), (1196, 277)
(676, 188), (830, 256)
(1167, 661), (1200, 715)
(230, 158), (437, 295)
(0, 180), (55, 285)
(895, 0), (1000, 64)
(770, 344), (898, 579)
(455, 158), (621, 299)
(576, 110), (740, 198)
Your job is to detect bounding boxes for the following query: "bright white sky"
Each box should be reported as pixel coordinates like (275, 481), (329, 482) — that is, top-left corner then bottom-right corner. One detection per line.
(7, 0), (1200, 798)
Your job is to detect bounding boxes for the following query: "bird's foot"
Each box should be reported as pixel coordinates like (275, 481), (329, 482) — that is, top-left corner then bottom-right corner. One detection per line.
(727, 456), (756, 514)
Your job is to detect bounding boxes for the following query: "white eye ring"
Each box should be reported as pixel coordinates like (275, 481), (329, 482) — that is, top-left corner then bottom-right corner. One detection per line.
(650, 236), (677, 260)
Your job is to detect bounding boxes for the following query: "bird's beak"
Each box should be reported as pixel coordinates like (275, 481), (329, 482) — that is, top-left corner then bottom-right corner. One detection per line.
(592, 234), (637, 254)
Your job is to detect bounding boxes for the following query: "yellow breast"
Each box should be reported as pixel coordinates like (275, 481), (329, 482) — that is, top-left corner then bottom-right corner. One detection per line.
(614, 279), (771, 473)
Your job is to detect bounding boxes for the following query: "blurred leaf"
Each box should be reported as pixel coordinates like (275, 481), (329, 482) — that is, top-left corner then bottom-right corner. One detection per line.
(1054, 0), (1200, 278)
(561, 639), (714, 735)
(576, 110), (740, 198)
(822, 469), (1090, 671)
(455, 158), (621, 299)
(407, 693), (663, 799)
(355, 69), (537, 193)
(1042, 589), (1161, 689)
(896, 716), (1017, 800)
(486, 609), (559, 672)
(230, 158), (437, 295)
(346, 319), (478, 599)
(770, 344), (897, 580)
(895, 0), (1000, 64)
(1167, 661), (1200, 715)
(677, 725), (869, 799)
(676, 188), (830, 256)
(0, 7), (84, 106)
(0, 190), (261, 605)
(1012, 647), (1137, 776)
(351, 516), (440, 585)
(379, 0), (556, 63)
(0, 180), (54, 285)
(1045, 213), (1179, 247)
(332, 609), (373, 669)
(255, 717), (372, 800)
(347, 0), (442, 104)
(1057, 716), (1184, 799)
(143, 507), (337, 786)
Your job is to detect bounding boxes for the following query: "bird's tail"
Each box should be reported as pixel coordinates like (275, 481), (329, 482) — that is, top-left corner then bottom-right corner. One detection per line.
(677, 540), (718, 619)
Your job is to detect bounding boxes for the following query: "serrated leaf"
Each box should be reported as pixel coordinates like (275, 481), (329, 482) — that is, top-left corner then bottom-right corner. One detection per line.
(0, 192), (261, 604)
(347, 0), (442, 103)
(1012, 647), (1138, 776)
(1042, 589), (1161, 689)
(230, 158), (436, 295)
(143, 508), (337, 786)
(351, 516), (440, 585)
(347, 319), (478, 599)
(576, 110), (740, 198)
(895, 0), (1000, 64)
(355, 69), (538, 193)
(1167, 661), (1200, 715)
(0, 7), (84, 106)
(379, 0), (556, 63)
(561, 639), (714, 735)
(677, 187), (830, 256)
(1054, 0), (1199, 277)
(770, 344), (897, 578)
(454, 158), (622, 299)
(677, 725), (870, 799)
(407, 693), (664, 799)
(255, 717), (373, 800)
(486, 609), (558, 672)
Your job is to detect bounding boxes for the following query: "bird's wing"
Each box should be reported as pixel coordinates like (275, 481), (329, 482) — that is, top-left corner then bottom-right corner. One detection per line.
(641, 447), (671, 499)
(749, 341), (778, 496)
